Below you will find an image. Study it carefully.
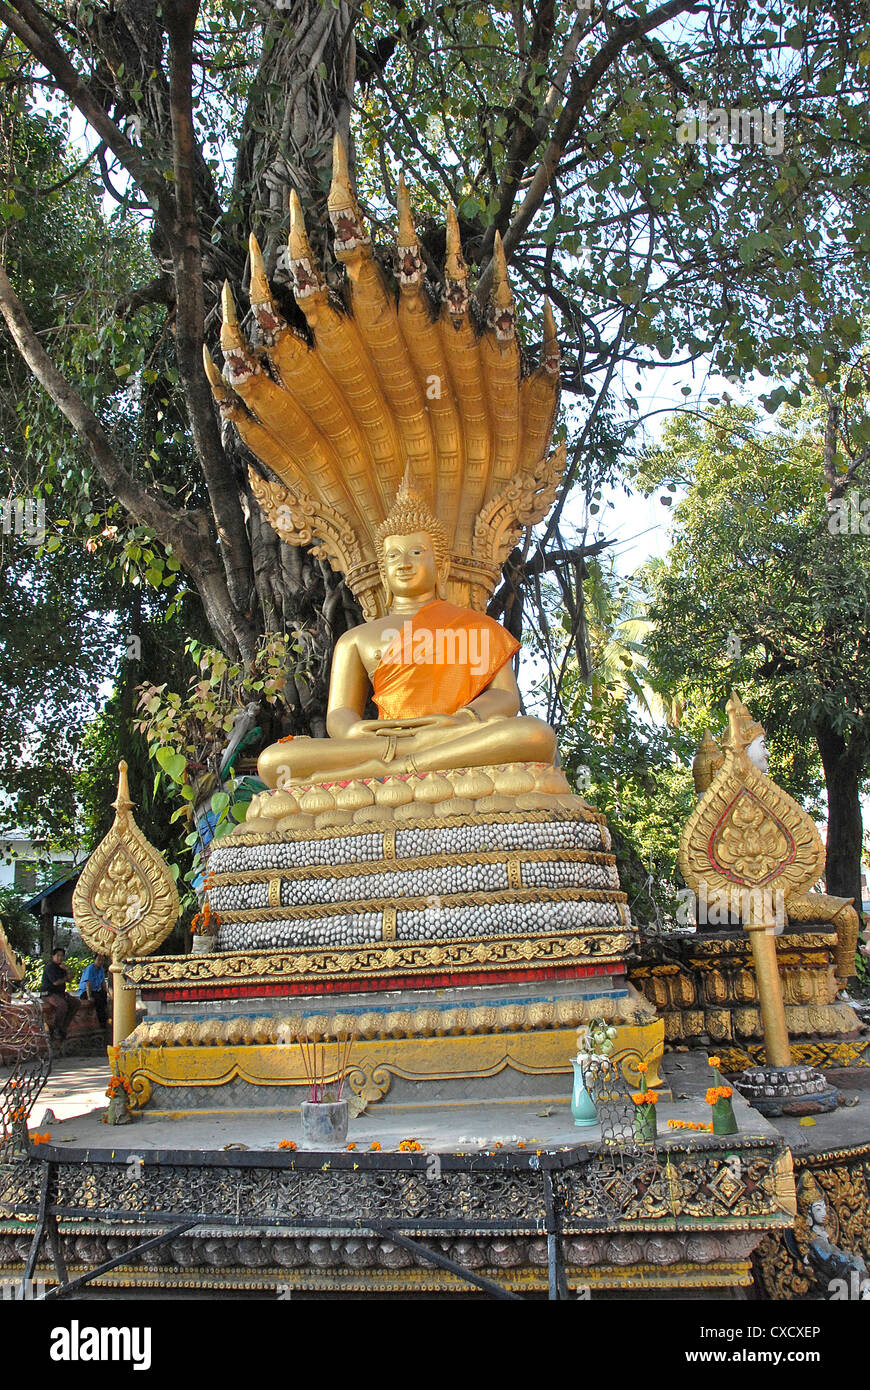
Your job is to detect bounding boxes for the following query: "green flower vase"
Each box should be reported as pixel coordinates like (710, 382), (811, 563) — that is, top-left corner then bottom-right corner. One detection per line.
(571, 1059), (599, 1127)
(634, 1103), (657, 1143)
(712, 1098), (739, 1135)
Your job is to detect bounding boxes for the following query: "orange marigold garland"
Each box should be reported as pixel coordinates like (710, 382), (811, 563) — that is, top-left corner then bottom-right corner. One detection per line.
(632, 1088), (658, 1143)
(191, 897), (221, 937)
(705, 1071), (739, 1136)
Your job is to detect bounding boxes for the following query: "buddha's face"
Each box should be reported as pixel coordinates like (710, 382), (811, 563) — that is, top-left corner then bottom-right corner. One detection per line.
(382, 531), (437, 599)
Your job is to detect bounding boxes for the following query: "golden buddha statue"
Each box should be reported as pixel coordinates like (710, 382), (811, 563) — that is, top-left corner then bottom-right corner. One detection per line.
(257, 483), (556, 788)
(203, 133), (571, 814)
(119, 131), (662, 1126)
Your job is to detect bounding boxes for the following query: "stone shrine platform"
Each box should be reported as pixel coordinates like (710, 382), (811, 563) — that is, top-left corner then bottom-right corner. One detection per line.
(0, 1055), (797, 1298)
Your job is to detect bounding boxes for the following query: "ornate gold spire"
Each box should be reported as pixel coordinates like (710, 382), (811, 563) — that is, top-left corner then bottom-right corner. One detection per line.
(72, 761), (180, 963)
(248, 231), (271, 306)
(207, 141), (564, 616)
(202, 343), (225, 393)
(395, 173), (424, 291)
(327, 132), (369, 257)
(542, 299), (559, 374)
(692, 729), (723, 795)
(489, 232), (516, 342)
(287, 190), (326, 298)
(397, 171), (416, 248)
(721, 691), (766, 754)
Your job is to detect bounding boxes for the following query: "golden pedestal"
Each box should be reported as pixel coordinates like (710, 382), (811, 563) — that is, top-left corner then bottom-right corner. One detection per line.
(122, 781), (664, 1113)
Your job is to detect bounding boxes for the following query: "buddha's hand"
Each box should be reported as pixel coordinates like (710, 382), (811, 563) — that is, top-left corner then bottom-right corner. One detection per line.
(347, 715), (457, 738)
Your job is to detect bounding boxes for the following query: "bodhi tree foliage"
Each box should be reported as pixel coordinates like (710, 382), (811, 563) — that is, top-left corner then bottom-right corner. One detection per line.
(2, 0), (870, 749)
(635, 400), (870, 910)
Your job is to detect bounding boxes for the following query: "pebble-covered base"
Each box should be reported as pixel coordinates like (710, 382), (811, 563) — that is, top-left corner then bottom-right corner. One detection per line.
(209, 811), (629, 954)
(736, 1064), (840, 1116)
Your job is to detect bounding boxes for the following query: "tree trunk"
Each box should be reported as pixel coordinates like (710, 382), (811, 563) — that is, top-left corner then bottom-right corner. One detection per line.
(815, 720), (865, 911)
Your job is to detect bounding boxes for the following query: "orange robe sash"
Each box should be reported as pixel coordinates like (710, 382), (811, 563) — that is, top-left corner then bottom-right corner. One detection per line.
(372, 600), (520, 720)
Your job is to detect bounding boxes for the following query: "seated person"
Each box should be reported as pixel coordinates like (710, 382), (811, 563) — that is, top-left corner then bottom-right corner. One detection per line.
(258, 489), (557, 789)
(77, 952), (110, 1030)
(40, 946), (80, 1040)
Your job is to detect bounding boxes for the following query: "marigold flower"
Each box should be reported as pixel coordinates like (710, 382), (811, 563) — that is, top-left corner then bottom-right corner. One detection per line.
(720, 1085), (733, 1100)
(631, 1092), (646, 1106)
(636, 1061), (648, 1075)
(705, 1088), (719, 1106)
(346, 1143), (356, 1151)
(708, 1056), (722, 1070)
(278, 1139), (297, 1151)
(31, 1132), (51, 1145)
(645, 1091), (659, 1106)
(398, 1139), (423, 1152)
(369, 1142), (381, 1151)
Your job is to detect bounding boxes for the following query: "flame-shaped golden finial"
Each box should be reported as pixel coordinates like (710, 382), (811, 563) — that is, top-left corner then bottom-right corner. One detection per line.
(397, 172), (417, 247)
(444, 204), (467, 282)
(248, 232), (271, 305)
(443, 205), (470, 321)
(489, 232), (516, 343)
(395, 172), (424, 290)
(113, 760), (134, 815)
(287, 190), (326, 298)
(490, 232), (513, 308)
(220, 280), (245, 351)
(692, 729), (723, 796)
(219, 280), (256, 381)
(723, 690), (765, 755)
(328, 132), (369, 257)
(327, 131), (353, 212)
(248, 231), (285, 341)
(221, 278), (238, 326)
(202, 344), (230, 403)
(288, 190), (314, 262)
(542, 299), (559, 372)
(72, 761), (180, 964)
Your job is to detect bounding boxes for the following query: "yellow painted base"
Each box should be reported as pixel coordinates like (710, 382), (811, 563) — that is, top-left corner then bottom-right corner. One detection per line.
(715, 1036), (870, 1072)
(121, 1018), (665, 1112)
(15, 1258), (752, 1295)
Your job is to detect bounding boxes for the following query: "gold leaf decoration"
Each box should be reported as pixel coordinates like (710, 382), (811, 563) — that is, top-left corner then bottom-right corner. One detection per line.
(679, 738), (825, 904)
(72, 762), (180, 959)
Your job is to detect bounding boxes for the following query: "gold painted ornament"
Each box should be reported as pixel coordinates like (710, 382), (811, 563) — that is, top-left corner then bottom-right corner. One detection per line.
(679, 695), (825, 910)
(206, 134), (565, 618)
(72, 762), (180, 961)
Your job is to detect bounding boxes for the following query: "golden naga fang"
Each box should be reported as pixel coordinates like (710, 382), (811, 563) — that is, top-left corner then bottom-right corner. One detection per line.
(204, 135), (565, 621)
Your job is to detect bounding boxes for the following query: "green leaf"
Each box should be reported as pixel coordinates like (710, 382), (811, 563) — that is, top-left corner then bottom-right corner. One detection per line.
(155, 748), (187, 783)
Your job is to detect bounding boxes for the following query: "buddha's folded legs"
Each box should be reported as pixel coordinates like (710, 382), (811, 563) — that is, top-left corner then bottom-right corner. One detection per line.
(257, 715), (557, 789)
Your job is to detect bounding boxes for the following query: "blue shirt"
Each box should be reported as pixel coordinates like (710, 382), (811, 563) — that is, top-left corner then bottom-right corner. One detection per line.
(78, 963), (105, 997)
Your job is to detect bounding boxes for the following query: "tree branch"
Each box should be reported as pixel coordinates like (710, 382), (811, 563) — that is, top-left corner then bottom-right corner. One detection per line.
(0, 258), (246, 653)
(476, 0), (698, 294)
(0, 0), (170, 217)
(164, 0), (258, 663)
